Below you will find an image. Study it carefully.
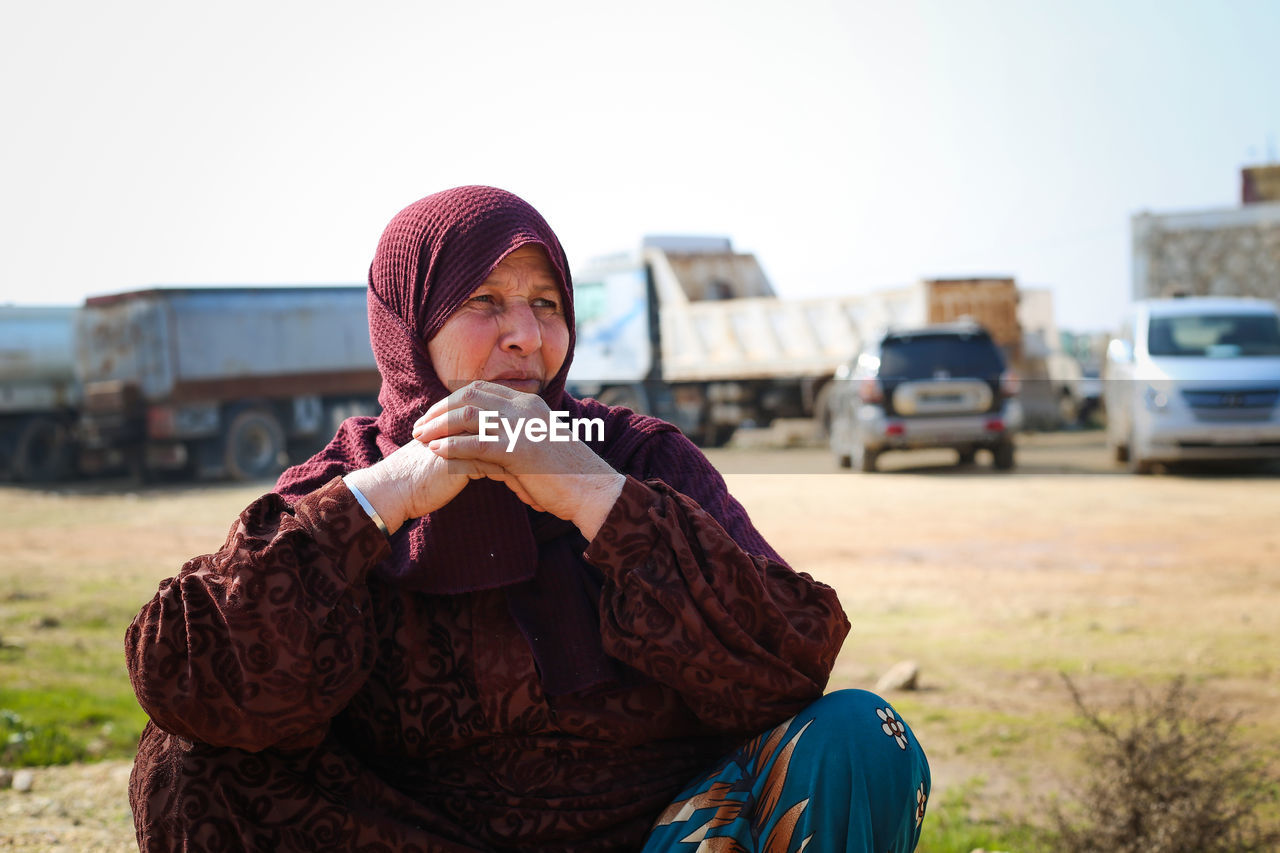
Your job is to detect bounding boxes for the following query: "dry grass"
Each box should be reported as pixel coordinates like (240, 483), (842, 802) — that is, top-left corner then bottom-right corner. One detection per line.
(1049, 674), (1280, 852)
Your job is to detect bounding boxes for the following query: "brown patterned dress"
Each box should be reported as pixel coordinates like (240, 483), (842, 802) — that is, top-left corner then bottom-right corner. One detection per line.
(126, 472), (849, 852)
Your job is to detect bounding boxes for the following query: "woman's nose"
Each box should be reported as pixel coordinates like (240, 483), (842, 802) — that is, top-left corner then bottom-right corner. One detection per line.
(500, 301), (542, 353)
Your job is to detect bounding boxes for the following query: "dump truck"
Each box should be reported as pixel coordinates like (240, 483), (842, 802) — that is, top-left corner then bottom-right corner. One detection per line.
(566, 238), (1028, 444)
(568, 237), (866, 444)
(0, 306), (81, 481)
(75, 286), (380, 480)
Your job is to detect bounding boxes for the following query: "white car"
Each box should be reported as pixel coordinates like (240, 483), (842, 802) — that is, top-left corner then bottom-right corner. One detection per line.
(1104, 297), (1280, 473)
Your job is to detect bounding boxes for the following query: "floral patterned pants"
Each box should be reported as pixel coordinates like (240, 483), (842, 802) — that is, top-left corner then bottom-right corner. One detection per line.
(640, 690), (930, 853)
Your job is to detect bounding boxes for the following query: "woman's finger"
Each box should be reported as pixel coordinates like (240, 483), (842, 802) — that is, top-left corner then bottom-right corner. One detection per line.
(412, 403), (491, 443)
(418, 380), (523, 427)
(425, 433), (513, 465)
(440, 446), (545, 511)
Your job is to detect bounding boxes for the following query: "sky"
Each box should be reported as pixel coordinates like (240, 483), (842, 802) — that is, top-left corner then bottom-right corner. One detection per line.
(2, 0), (1277, 332)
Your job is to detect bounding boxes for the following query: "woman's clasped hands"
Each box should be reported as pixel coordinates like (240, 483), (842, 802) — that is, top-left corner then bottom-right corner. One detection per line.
(347, 381), (624, 540)
(413, 381), (624, 539)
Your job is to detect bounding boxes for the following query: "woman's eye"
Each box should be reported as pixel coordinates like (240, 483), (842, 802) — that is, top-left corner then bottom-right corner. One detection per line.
(533, 298), (560, 311)
(469, 295), (496, 305)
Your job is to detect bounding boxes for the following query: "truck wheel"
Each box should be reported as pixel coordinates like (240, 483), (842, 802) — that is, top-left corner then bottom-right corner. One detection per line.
(811, 381), (836, 440)
(699, 423), (736, 448)
(598, 385), (648, 413)
(224, 409), (285, 481)
(13, 416), (73, 483)
(1058, 390), (1080, 427)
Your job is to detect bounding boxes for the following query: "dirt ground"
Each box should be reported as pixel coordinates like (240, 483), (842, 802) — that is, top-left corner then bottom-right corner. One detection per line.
(2, 430), (1278, 849)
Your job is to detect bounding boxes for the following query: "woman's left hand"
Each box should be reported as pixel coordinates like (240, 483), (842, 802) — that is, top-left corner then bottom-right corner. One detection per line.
(412, 381), (625, 540)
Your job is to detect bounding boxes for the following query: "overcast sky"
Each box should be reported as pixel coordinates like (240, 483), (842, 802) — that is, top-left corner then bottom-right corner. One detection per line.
(2, 0), (1277, 331)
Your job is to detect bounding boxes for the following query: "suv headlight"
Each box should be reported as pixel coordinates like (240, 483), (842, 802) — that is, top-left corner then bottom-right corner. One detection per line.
(1143, 383), (1171, 412)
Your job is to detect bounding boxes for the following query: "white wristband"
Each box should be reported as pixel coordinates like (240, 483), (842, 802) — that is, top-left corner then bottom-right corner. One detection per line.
(343, 476), (390, 538)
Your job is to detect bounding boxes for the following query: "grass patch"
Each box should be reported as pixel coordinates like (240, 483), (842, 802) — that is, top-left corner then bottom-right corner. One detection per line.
(0, 619), (150, 765)
(918, 776), (1046, 852)
(1, 708), (87, 766)
(0, 482), (262, 768)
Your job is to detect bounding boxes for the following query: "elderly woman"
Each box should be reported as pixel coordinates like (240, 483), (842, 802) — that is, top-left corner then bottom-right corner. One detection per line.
(126, 186), (929, 852)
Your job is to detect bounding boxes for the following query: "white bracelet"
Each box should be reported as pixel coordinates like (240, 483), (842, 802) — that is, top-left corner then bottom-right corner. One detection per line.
(343, 476), (390, 538)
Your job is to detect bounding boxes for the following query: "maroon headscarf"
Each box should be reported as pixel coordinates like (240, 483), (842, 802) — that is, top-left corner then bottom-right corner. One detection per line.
(275, 186), (675, 694)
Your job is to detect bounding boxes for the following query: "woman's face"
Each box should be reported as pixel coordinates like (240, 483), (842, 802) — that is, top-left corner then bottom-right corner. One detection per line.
(427, 244), (570, 394)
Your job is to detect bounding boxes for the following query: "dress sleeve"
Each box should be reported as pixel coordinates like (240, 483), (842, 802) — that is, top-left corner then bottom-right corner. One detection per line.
(585, 437), (850, 734)
(125, 476), (390, 752)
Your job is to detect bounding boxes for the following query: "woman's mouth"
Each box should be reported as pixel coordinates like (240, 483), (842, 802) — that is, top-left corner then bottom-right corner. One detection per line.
(490, 375), (542, 393)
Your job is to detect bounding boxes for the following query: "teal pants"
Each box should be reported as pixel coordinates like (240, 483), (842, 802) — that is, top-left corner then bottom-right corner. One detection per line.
(641, 690), (930, 852)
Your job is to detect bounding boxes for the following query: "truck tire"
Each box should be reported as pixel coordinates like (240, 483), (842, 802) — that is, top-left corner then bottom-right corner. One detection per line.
(698, 422), (736, 448)
(224, 409), (285, 481)
(1058, 389), (1080, 427)
(598, 385), (649, 413)
(811, 381), (836, 440)
(13, 416), (73, 483)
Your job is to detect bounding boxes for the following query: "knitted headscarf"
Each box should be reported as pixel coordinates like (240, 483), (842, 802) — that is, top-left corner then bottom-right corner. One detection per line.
(275, 186), (676, 695)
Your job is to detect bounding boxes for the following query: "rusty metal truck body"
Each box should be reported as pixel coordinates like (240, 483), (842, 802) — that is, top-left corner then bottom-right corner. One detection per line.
(76, 286), (379, 480)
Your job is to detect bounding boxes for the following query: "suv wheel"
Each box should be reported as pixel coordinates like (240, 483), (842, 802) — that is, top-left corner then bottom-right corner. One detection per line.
(1129, 455), (1155, 475)
(992, 439), (1016, 470)
(1128, 452), (1155, 475)
(1126, 428), (1155, 475)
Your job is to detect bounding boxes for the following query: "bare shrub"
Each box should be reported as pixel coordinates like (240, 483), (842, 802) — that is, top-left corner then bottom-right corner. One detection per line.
(1050, 674), (1280, 853)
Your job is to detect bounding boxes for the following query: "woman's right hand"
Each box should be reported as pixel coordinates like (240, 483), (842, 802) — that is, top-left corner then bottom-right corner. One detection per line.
(342, 438), (511, 535)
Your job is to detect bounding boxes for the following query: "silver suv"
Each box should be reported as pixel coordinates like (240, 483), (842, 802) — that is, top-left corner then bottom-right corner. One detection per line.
(829, 323), (1022, 472)
(1104, 297), (1280, 474)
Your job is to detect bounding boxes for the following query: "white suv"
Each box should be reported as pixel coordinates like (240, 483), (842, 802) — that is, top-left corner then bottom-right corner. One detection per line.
(1104, 297), (1280, 473)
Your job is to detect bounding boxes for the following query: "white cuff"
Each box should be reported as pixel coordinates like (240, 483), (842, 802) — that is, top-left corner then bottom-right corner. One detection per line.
(343, 476), (390, 538)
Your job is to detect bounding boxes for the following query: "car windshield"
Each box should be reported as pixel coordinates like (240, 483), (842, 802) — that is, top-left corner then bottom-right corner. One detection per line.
(878, 333), (1004, 379)
(1147, 313), (1280, 357)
